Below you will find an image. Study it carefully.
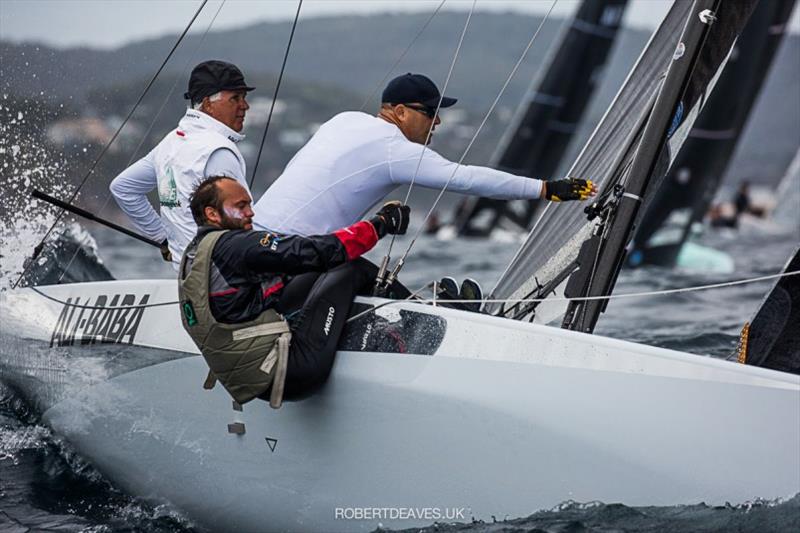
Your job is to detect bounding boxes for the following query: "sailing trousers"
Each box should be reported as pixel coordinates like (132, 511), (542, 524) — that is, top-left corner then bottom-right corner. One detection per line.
(259, 258), (411, 401)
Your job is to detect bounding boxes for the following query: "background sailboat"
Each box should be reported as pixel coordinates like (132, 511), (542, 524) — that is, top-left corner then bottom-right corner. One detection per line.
(628, 0), (797, 269)
(453, 0), (629, 237)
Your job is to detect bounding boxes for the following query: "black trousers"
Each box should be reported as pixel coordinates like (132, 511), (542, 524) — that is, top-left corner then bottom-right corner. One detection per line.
(259, 258), (410, 401)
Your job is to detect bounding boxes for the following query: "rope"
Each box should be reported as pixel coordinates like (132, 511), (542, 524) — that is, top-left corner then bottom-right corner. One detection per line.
(56, 0), (229, 282)
(358, 0), (448, 112)
(393, 0), (560, 272)
(384, 0), (477, 262)
(349, 270), (800, 319)
(13, 0), (210, 290)
(249, 0), (304, 190)
(347, 282), (434, 324)
(29, 286), (179, 310)
(25, 270), (800, 315)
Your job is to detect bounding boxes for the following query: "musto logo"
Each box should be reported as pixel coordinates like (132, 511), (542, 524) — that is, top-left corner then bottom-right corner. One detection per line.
(50, 293), (150, 347)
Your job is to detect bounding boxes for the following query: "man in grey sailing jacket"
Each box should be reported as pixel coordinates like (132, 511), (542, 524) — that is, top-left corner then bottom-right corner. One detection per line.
(178, 175), (410, 406)
(253, 72), (596, 236)
(110, 60), (254, 267)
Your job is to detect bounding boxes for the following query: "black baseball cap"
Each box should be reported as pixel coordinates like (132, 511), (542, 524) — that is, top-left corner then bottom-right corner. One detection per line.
(184, 60), (255, 102)
(381, 73), (457, 108)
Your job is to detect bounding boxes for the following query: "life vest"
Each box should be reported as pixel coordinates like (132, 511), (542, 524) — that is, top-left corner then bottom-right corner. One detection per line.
(153, 109), (248, 264)
(178, 230), (290, 408)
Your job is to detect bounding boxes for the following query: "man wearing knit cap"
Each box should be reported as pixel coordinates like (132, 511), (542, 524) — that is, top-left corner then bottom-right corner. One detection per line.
(110, 60), (255, 266)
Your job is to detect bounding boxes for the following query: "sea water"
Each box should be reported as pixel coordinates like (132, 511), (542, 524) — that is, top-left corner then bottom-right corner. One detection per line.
(1, 214), (798, 532)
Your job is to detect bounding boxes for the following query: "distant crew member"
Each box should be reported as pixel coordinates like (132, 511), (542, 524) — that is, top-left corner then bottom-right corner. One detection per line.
(178, 176), (410, 406)
(253, 72), (597, 236)
(110, 60), (255, 266)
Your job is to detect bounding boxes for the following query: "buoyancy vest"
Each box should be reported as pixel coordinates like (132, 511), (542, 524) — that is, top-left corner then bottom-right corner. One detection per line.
(178, 230), (290, 408)
(153, 109), (248, 264)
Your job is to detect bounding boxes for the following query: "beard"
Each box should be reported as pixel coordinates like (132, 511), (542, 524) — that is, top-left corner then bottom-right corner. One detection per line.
(219, 209), (250, 230)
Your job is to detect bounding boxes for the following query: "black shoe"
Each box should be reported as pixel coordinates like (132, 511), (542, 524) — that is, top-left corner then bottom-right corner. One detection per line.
(459, 278), (483, 313)
(436, 276), (459, 300)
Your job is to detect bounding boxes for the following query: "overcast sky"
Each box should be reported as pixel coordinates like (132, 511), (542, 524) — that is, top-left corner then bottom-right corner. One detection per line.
(4, 0), (797, 50)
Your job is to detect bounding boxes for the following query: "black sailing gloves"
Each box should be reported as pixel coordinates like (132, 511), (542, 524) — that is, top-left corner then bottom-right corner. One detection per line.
(544, 177), (597, 202)
(370, 201), (411, 238)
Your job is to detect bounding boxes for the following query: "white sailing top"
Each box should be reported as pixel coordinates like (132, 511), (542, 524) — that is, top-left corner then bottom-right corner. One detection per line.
(110, 109), (248, 265)
(253, 111), (542, 235)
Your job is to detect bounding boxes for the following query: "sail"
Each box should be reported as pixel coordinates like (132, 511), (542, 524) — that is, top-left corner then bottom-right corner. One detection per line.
(454, 0), (629, 237)
(489, 0), (758, 330)
(629, 0), (797, 268)
(773, 147), (800, 226)
(737, 246), (800, 375)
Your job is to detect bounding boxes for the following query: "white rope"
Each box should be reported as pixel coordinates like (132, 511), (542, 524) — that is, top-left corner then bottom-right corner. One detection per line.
(56, 0), (229, 282)
(354, 269), (800, 318)
(384, 0), (477, 261)
(358, 0), (448, 112)
(395, 0), (560, 267)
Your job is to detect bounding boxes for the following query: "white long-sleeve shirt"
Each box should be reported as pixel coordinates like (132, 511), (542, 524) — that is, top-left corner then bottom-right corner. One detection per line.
(109, 109), (248, 265)
(253, 111), (542, 235)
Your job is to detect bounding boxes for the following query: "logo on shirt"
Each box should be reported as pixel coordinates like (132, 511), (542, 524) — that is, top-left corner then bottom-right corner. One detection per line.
(158, 166), (181, 208)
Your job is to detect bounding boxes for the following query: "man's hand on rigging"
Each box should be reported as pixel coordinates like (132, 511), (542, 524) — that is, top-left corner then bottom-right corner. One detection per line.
(543, 177), (597, 202)
(370, 201), (411, 237)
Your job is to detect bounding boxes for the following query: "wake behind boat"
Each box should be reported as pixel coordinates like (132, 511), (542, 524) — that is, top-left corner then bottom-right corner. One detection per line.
(0, 279), (798, 532)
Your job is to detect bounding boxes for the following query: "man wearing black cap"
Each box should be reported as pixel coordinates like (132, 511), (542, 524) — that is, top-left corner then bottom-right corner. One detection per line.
(253, 72), (594, 237)
(110, 60), (256, 266)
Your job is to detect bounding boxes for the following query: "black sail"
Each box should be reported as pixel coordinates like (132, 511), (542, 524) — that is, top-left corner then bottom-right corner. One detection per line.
(454, 0), (628, 237)
(737, 246), (800, 375)
(628, 0), (797, 268)
(488, 0), (758, 331)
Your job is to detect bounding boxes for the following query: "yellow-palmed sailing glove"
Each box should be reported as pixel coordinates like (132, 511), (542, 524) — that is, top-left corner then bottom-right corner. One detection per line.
(545, 177), (595, 202)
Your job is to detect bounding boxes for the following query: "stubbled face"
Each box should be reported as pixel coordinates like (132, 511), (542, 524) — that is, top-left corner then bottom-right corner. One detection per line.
(205, 179), (254, 230)
(395, 103), (441, 145)
(203, 90), (250, 132)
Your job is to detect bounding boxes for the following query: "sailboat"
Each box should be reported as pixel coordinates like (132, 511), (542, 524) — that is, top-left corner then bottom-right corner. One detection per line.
(1, 1), (798, 532)
(454, 0), (629, 237)
(627, 0), (796, 269)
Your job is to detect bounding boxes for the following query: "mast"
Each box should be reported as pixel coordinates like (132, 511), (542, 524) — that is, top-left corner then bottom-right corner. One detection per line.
(454, 0), (628, 237)
(628, 0), (797, 268)
(562, 0), (757, 333)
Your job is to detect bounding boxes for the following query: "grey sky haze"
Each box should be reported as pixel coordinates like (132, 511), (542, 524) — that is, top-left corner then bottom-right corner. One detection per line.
(5, 0), (796, 50)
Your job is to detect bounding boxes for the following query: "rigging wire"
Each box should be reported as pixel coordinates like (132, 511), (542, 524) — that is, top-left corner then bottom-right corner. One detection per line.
(249, 0), (304, 190)
(26, 269), (800, 315)
(13, 0), (210, 290)
(389, 0), (560, 279)
(381, 0), (477, 268)
(347, 269), (800, 323)
(358, 0), (448, 112)
(56, 0), (229, 282)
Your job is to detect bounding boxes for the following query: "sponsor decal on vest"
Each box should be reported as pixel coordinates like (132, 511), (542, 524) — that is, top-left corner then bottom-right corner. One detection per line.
(323, 306), (336, 336)
(182, 301), (197, 326)
(259, 233), (280, 251)
(50, 294), (150, 347)
(158, 166), (181, 207)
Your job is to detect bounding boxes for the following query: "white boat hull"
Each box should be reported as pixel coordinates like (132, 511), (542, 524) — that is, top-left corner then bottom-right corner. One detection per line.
(1, 280), (798, 532)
